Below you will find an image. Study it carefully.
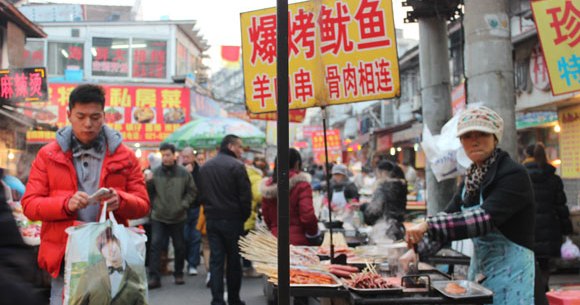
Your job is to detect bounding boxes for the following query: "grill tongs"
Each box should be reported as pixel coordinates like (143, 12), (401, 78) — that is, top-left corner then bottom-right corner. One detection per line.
(401, 245), (430, 293)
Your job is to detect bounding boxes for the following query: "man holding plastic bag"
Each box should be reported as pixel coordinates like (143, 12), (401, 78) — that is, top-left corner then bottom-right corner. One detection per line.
(22, 84), (150, 305)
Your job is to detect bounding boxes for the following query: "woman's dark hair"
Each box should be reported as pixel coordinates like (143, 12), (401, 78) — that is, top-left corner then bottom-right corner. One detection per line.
(272, 148), (302, 183)
(377, 160), (405, 179)
(69, 84), (106, 111)
(527, 143), (549, 168)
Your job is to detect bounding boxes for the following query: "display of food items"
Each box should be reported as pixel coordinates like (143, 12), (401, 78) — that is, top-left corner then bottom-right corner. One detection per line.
(105, 107), (123, 123)
(327, 264), (359, 278)
(290, 269), (336, 285)
(8, 201), (41, 246)
(444, 282), (467, 295)
(344, 272), (400, 289)
(133, 107), (155, 123)
(164, 108), (185, 123)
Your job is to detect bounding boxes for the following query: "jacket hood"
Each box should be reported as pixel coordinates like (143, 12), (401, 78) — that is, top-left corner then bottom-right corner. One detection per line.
(524, 161), (556, 182)
(56, 125), (123, 154)
(261, 171), (311, 199)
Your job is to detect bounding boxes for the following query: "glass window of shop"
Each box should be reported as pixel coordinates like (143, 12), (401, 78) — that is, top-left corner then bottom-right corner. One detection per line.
(176, 42), (189, 75)
(47, 42), (84, 76)
(91, 37), (130, 77)
(23, 40), (45, 68)
(132, 39), (167, 79)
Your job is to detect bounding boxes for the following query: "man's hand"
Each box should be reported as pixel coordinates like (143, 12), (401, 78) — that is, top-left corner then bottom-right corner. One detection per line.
(405, 221), (428, 248)
(103, 189), (120, 212)
(184, 164), (193, 172)
(67, 191), (90, 212)
(398, 249), (418, 273)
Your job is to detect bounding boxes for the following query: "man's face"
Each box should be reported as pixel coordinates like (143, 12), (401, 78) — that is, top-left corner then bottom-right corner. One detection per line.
(228, 139), (244, 159)
(181, 151), (195, 166)
(161, 149), (176, 166)
(67, 102), (104, 145)
(101, 240), (122, 268)
(196, 154), (206, 165)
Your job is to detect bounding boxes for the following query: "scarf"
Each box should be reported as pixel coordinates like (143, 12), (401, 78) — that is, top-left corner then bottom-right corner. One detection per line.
(463, 148), (500, 205)
(71, 130), (106, 155)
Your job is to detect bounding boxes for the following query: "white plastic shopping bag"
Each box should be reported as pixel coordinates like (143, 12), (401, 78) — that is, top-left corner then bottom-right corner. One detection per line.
(63, 203), (148, 305)
(561, 237), (580, 260)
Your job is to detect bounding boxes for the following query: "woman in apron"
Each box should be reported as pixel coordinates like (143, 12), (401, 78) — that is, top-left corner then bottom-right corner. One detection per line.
(405, 106), (535, 305)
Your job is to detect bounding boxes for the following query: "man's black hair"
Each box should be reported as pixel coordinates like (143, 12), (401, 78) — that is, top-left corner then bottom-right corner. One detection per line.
(220, 134), (241, 152)
(69, 84), (106, 111)
(160, 143), (176, 154)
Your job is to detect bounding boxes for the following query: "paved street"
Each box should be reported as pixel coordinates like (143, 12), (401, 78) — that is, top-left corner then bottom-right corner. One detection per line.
(149, 269), (268, 305)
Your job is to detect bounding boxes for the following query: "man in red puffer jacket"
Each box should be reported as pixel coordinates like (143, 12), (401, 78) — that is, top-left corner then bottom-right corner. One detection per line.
(22, 84), (150, 305)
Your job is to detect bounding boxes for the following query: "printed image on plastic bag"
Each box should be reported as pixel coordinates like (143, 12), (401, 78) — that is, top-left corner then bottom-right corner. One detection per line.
(65, 224), (147, 305)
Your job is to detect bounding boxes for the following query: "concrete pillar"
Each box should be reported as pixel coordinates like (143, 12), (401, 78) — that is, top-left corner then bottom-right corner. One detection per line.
(419, 17), (456, 214)
(464, 0), (517, 158)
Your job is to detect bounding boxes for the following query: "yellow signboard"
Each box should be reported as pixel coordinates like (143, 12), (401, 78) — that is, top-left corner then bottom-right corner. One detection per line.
(531, 0), (580, 95)
(558, 104), (580, 179)
(241, 0), (400, 113)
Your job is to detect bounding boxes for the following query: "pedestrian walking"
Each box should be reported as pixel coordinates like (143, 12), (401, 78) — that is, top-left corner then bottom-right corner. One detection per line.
(199, 135), (251, 305)
(180, 147), (202, 276)
(21, 84), (150, 305)
(146, 143), (197, 289)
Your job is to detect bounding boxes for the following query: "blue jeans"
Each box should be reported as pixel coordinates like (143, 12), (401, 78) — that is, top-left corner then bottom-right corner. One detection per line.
(207, 219), (244, 305)
(184, 207), (201, 268)
(149, 220), (186, 281)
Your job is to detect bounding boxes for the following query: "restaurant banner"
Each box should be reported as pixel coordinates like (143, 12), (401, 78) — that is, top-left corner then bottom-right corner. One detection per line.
(558, 104), (580, 178)
(0, 67), (48, 103)
(241, 0), (400, 113)
(312, 129), (342, 163)
(531, 0), (580, 95)
(26, 83), (190, 143)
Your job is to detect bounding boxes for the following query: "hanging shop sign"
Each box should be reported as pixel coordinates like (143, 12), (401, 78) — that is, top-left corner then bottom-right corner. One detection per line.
(516, 111), (558, 129)
(558, 104), (580, 179)
(312, 129), (341, 163)
(0, 67), (48, 103)
(25, 83), (190, 143)
(531, 0), (580, 95)
(241, 0), (400, 113)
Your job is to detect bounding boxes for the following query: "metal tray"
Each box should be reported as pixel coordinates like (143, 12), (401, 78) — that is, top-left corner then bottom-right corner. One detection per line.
(288, 269), (344, 288)
(432, 280), (493, 299)
(347, 285), (403, 296)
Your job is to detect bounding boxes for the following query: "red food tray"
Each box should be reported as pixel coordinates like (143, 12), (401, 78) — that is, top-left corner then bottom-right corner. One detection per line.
(547, 290), (580, 305)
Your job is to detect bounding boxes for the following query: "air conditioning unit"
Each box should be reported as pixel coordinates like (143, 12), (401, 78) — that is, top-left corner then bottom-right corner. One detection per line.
(411, 95), (422, 112)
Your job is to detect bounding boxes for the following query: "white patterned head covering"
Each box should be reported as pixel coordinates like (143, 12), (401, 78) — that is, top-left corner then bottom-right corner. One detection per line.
(457, 106), (504, 143)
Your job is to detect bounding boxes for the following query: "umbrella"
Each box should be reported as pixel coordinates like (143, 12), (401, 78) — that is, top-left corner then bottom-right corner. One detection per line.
(164, 117), (266, 150)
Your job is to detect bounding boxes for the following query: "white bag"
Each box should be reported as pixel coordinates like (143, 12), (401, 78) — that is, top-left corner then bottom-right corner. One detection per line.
(561, 237), (580, 260)
(421, 112), (470, 182)
(63, 203), (148, 305)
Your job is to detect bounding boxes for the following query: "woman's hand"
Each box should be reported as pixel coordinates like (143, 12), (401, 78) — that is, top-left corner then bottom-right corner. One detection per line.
(398, 248), (418, 273)
(405, 221), (428, 248)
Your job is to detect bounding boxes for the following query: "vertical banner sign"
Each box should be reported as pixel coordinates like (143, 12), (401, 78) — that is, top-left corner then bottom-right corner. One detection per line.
(241, 0), (400, 113)
(311, 129), (341, 163)
(0, 67), (48, 103)
(558, 104), (580, 178)
(26, 84), (190, 143)
(531, 0), (580, 95)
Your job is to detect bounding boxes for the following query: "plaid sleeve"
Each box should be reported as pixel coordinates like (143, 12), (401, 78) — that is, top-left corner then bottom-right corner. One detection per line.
(426, 207), (493, 242)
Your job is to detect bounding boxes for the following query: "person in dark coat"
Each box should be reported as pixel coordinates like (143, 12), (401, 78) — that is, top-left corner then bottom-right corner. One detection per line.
(261, 148), (320, 246)
(523, 143), (573, 299)
(362, 160), (407, 242)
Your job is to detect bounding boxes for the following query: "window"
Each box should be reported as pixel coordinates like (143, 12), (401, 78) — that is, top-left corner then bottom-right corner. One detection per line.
(91, 37), (130, 77)
(132, 39), (167, 78)
(47, 42), (84, 76)
(23, 40), (45, 68)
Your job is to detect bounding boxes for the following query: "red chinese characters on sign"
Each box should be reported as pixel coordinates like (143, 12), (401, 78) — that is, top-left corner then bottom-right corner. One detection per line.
(249, 15), (277, 64)
(290, 9), (316, 59)
(312, 129), (341, 152)
(318, 2), (354, 55)
(93, 47), (129, 74)
(133, 48), (167, 78)
(0, 68), (47, 102)
(68, 46), (83, 61)
(546, 0), (580, 47)
(354, 0), (391, 49)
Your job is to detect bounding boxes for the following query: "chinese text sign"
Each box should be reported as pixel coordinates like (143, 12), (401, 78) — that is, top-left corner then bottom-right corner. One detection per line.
(0, 67), (48, 103)
(559, 104), (580, 178)
(531, 0), (580, 95)
(241, 0), (400, 113)
(26, 83), (190, 143)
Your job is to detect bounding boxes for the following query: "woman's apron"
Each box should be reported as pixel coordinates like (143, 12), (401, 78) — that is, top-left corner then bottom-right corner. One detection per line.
(462, 190), (535, 305)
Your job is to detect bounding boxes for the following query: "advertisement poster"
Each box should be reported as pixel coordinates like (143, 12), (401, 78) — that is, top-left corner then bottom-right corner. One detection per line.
(558, 104), (580, 178)
(25, 83), (190, 143)
(241, 0), (400, 113)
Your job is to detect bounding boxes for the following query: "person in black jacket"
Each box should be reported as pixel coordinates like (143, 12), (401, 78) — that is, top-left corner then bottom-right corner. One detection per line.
(523, 142), (572, 297)
(0, 168), (45, 305)
(199, 135), (251, 305)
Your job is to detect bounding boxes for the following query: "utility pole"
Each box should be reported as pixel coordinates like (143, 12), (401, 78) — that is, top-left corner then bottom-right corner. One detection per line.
(464, 0), (517, 158)
(405, 1), (461, 213)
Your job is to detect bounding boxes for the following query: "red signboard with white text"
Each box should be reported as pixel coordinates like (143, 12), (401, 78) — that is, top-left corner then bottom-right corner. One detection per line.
(25, 83), (190, 143)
